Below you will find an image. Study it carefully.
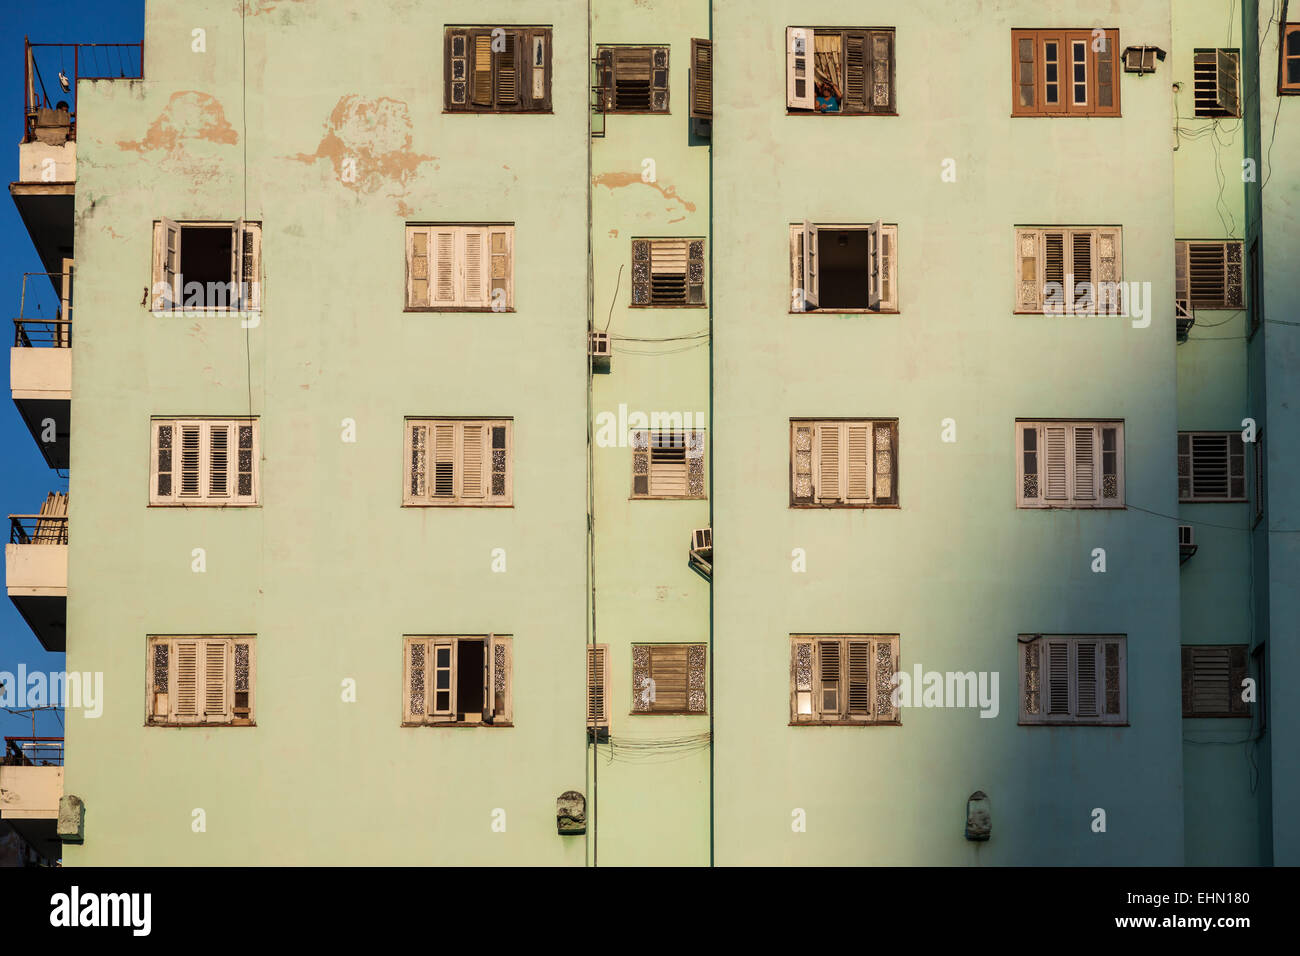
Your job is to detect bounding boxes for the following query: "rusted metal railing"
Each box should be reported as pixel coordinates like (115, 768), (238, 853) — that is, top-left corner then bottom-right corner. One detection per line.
(2, 736), (65, 767)
(13, 271), (72, 347)
(23, 38), (144, 143)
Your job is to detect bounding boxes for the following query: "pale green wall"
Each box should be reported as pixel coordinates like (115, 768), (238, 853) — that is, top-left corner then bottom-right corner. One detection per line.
(586, 0), (713, 866)
(711, 0), (1185, 865)
(63, 0), (591, 864)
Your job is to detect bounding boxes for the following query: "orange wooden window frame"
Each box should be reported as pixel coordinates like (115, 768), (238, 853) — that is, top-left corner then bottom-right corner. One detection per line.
(1282, 23), (1300, 94)
(1011, 28), (1121, 117)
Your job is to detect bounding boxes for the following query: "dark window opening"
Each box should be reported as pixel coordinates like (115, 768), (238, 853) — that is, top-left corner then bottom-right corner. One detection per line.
(817, 229), (870, 309)
(457, 639), (485, 717)
(180, 226), (231, 290)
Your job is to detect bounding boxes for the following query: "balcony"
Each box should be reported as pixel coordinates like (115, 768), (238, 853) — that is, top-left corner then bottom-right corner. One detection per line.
(13, 40), (142, 278)
(0, 737), (64, 864)
(6, 493), (68, 651)
(12, 269), (72, 468)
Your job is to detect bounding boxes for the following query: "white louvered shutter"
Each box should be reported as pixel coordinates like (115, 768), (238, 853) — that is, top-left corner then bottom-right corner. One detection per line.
(1046, 640), (1071, 716)
(818, 640), (841, 717)
(802, 220), (819, 309)
(203, 639), (230, 722)
(787, 28), (815, 109)
(408, 227), (431, 307)
(1075, 640), (1099, 717)
(207, 422), (233, 499)
(868, 220), (883, 310)
(174, 640), (200, 723)
(432, 229), (458, 306)
(153, 218), (180, 310)
(1043, 425), (1068, 501)
(815, 422), (842, 503)
(178, 423), (203, 499)
(845, 422), (873, 503)
(461, 227), (488, 308)
(461, 423), (486, 499)
(1072, 424), (1097, 501)
(432, 424), (455, 498)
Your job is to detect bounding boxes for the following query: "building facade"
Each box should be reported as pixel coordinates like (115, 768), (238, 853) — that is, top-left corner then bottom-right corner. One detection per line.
(4, 0), (1294, 865)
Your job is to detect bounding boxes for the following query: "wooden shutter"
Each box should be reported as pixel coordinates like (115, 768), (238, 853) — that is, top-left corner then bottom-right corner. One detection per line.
(1095, 227), (1121, 313)
(461, 423), (486, 499)
(447, 31), (468, 107)
(530, 32), (548, 105)
(1013, 32), (1035, 113)
(487, 227), (512, 309)
(649, 645), (688, 712)
(207, 422), (233, 499)
(1175, 240), (1190, 306)
(868, 220), (883, 310)
(153, 218), (180, 310)
(1046, 640), (1071, 716)
(488, 422), (510, 503)
(802, 220), (819, 309)
(1075, 640), (1099, 717)
(471, 33), (493, 106)
(649, 432), (688, 496)
(178, 423), (203, 499)
(408, 423), (428, 499)
(461, 227), (488, 308)
(407, 227), (430, 308)
(1071, 231), (1094, 312)
(818, 640), (841, 717)
(1095, 31), (1117, 113)
(874, 637), (899, 721)
(787, 28), (815, 109)
(497, 33), (520, 108)
(649, 240), (688, 303)
(814, 422), (842, 503)
(869, 31), (893, 111)
(431, 639), (454, 718)
(432, 229), (457, 306)
(844, 32), (867, 112)
(203, 639), (230, 721)
(1183, 645), (1248, 716)
(153, 422), (175, 503)
(1043, 425), (1068, 501)
(406, 639), (427, 721)
(489, 635), (512, 723)
(791, 423), (814, 503)
(1072, 424), (1097, 501)
(1016, 229), (1041, 312)
(230, 218), (244, 309)
(690, 39), (713, 119)
(1216, 49), (1239, 115)
(1019, 423), (1039, 504)
(845, 422), (873, 503)
(173, 640), (200, 723)
(878, 224), (897, 311)
(846, 640), (871, 717)
(432, 424), (455, 498)
(587, 645), (610, 726)
(791, 640), (814, 719)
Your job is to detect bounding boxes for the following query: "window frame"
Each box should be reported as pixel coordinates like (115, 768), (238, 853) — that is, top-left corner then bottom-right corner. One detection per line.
(443, 26), (553, 113)
(1181, 644), (1250, 718)
(630, 237), (707, 307)
(145, 635), (255, 727)
(1282, 23), (1300, 94)
(630, 428), (707, 499)
(594, 44), (671, 114)
(1014, 226), (1124, 315)
(789, 634), (900, 726)
(1178, 431), (1247, 503)
(149, 417), (260, 507)
(1193, 48), (1241, 117)
(630, 643), (707, 715)
(1010, 29), (1121, 117)
(785, 27), (896, 115)
(1016, 420), (1125, 509)
(789, 221), (899, 313)
(403, 418), (513, 507)
(150, 219), (262, 313)
(1174, 239), (1244, 310)
(404, 223), (514, 313)
(402, 634), (513, 727)
(790, 418), (898, 508)
(1019, 634), (1127, 726)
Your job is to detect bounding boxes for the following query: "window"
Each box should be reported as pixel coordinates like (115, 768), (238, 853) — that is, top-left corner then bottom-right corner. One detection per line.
(150, 418), (258, 506)
(1020, 635), (1126, 725)
(790, 222), (897, 312)
(630, 429), (706, 498)
(1254, 431), (1265, 524)
(1247, 239), (1261, 336)
(1178, 431), (1245, 502)
(1175, 240), (1243, 310)
(1015, 227), (1123, 314)
(1017, 420), (1124, 508)
(786, 27), (894, 113)
(405, 224), (513, 311)
(444, 27), (551, 112)
(690, 38), (713, 122)
(595, 46), (669, 113)
(1193, 49), (1240, 117)
(1282, 23), (1300, 93)
(631, 238), (706, 306)
(587, 645), (611, 733)
(790, 419), (897, 507)
(790, 635), (899, 725)
(151, 219), (261, 311)
(1011, 29), (1120, 116)
(147, 636), (254, 726)
(403, 635), (512, 725)
(404, 418), (512, 506)
(1181, 645), (1248, 717)
(631, 644), (706, 714)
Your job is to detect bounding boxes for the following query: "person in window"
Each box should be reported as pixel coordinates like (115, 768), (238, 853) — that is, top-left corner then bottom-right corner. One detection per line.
(814, 81), (840, 113)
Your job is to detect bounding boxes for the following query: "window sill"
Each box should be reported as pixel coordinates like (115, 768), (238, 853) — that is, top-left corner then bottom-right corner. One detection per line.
(1018, 503), (1125, 510)
(146, 720), (255, 728)
(151, 309), (262, 317)
(788, 719), (901, 727)
(442, 109), (553, 115)
(791, 501), (899, 509)
(1019, 720), (1129, 727)
(403, 501), (514, 508)
(629, 304), (707, 309)
(1009, 112), (1122, 118)
(598, 110), (672, 116)
(629, 495), (707, 501)
(628, 711), (708, 717)
(401, 721), (514, 728)
(1181, 713), (1251, 719)
(786, 110), (898, 117)
(1013, 310), (1128, 317)
(148, 502), (260, 508)
(404, 307), (516, 313)
(790, 309), (899, 315)
(1178, 498), (1248, 505)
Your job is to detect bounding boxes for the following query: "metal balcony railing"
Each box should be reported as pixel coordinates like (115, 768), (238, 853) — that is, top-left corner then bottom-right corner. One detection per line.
(9, 515), (68, 545)
(23, 38), (144, 144)
(2, 737), (64, 767)
(13, 271), (72, 347)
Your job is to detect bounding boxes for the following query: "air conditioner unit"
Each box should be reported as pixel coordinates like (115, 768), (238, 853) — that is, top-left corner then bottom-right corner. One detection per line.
(1179, 524), (1197, 564)
(1175, 298), (1195, 341)
(588, 330), (611, 369)
(691, 527), (712, 552)
(689, 527), (712, 579)
(1122, 45), (1164, 74)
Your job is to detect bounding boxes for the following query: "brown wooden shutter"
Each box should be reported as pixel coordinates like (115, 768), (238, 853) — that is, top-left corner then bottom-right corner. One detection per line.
(649, 645), (688, 712)
(471, 33), (493, 106)
(869, 31), (893, 112)
(844, 33), (867, 112)
(447, 31), (469, 108)
(815, 422), (841, 503)
(587, 645), (609, 725)
(690, 39), (713, 119)
(496, 32), (520, 108)
(1016, 229), (1041, 312)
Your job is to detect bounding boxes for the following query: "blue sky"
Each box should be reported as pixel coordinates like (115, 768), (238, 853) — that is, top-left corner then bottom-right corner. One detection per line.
(1, 2), (143, 742)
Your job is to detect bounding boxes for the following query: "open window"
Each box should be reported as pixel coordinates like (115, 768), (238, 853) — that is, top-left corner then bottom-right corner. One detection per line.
(790, 221), (897, 312)
(445, 27), (552, 112)
(151, 219), (261, 312)
(786, 27), (894, 114)
(404, 635), (513, 725)
(594, 46), (670, 113)
(147, 635), (255, 726)
(1194, 49), (1240, 117)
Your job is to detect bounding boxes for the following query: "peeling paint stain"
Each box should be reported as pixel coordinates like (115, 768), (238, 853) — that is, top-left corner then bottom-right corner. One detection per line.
(667, 216), (685, 224)
(395, 200), (414, 217)
(241, 0), (313, 17)
(285, 95), (434, 212)
(117, 91), (238, 154)
(591, 171), (697, 213)
(608, 229), (619, 238)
